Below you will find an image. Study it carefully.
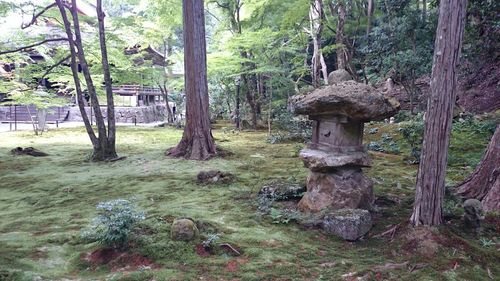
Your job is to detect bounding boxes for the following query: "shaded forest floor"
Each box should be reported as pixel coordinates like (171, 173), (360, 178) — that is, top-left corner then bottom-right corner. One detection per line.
(0, 121), (498, 280)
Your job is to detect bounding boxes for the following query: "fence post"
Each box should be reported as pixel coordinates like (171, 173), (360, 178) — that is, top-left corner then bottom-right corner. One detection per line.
(14, 105), (17, 131)
(9, 105), (12, 131)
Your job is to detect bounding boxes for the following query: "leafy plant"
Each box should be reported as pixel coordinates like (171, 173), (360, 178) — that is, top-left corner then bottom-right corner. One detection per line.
(393, 111), (412, 123)
(269, 208), (301, 224)
(81, 199), (145, 249)
(257, 193), (276, 215)
(479, 238), (496, 248)
(202, 233), (220, 249)
(367, 141), (384, 152)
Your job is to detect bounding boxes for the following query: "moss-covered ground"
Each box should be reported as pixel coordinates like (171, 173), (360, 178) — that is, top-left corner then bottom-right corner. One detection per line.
(0, 121), (498, 280)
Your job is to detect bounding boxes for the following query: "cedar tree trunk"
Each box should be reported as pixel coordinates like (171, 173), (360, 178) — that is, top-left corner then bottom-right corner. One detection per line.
(166, 0), (216, 160)
(456, 125), (500, 212)
(410, 0), (467, 226)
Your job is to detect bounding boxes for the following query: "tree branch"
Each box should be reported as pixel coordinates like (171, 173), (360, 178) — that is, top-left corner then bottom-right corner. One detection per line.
(21, 3), (58, 29)
(40, 54), (71, 81)
(0, 38), (68, 55)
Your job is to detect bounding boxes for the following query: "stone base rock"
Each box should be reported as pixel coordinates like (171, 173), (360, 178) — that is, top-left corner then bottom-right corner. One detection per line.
(300, 149), (372, 172)
(171, 219), (199, 241)
(298, 169), (373, 212)
(322, 209), (372, 241)
(328, 69), (353, 85)
(259, 180), (306, 201)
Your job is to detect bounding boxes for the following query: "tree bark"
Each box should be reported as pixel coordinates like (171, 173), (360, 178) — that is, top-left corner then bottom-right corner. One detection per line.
(235, 77), (241, 129)
(55, 0), (98, 147)
(366, 0), (374, 35)
(159, 84), (174, 123)
(69, 0), (107, 145)
(162, 39), (174, 123)
(410, 0), (467, 226)
(422, 0), (427, 23)
(309, 0), (328, 87)
(336, 3), (347, 70)
(167, 0), (216, 160)
(97, 0), (118, 159)
(456, 125), (500, 212)
(55, 0), (117, 161)
(243, 73), (258, 129)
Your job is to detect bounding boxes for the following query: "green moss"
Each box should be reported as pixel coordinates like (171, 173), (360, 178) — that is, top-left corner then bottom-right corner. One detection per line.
(0, 123), (498, 280)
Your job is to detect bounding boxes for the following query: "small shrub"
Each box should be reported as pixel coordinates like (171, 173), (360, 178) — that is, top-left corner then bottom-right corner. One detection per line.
(81, 199), (145, 249)
(368, 127), (379, 134)
(367, 141), (384, 152)
(479, 238), (496, 248)
(453, 115), (499, 136)
(201, 233), (220, 249)
(393, 111), (413, 123)
(269, 208), (302, 224)
(257, 193), (276, 215)
(367, 134), (400, 154)
(443, 186), (463, 219)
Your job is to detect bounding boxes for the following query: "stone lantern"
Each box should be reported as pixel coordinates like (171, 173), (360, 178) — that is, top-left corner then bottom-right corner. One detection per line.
(289, 71), (399, 213)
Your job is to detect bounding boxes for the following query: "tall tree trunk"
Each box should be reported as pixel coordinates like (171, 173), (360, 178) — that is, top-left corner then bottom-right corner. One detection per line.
(69, 0), (107, 147)
(56, 0), (118, 161)
(267, 84), (273, 136)
(456, 125), (500, 212)
(55, 0), (98, 148)
(158, 84), (174, 123)
(243, 74), (258, 130)
(422, 0), (427, 22)
(410, 0), (467, 226)
(309, 0), (327, 88)
(336, 3), (347, 70)
(366, 0), (374, 35)
(97, 0), (117, 159)
(167, 0), (216, 160)
(235, 77), (241, 129)
(162, 38), (174, 123)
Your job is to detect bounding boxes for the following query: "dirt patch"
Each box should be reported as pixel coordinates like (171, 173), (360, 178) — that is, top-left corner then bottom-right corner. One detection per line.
(400, 226), (440, 258)
(225, 260), (239, 273)
(458, 60), (500, 113)
(224, 258), (249, 273)
(484, 214), (500, 234)
(195, 244), (212, 257)
(216, 147), (234, 158)
(381, 60), (500, 114)
(84, 248), (157, 272)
